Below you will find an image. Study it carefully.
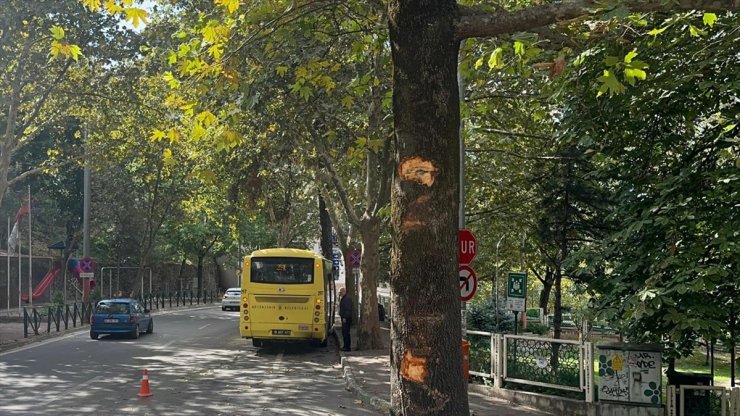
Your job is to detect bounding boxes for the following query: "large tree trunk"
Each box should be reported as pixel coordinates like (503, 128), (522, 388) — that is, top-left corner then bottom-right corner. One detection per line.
(538, 266), (554, 314)
(388, 0), (468, 414)
(319, 194), (333, 260)
(357, 216), (383, 350)
(197, 254), (204, 297)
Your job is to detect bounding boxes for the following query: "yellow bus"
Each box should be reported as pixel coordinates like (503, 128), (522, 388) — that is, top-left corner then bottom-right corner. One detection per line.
(239, 248), (336, 347)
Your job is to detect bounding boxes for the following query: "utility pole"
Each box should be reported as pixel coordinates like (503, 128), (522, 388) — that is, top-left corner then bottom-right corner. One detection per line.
(82, 124), (91, 304)
(458, 49), (466, 337)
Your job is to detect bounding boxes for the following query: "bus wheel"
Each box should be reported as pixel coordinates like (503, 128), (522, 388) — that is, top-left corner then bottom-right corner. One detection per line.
(252, 339), (263, 348)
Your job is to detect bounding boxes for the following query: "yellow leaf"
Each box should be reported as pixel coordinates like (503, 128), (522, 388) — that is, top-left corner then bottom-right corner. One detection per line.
(68, 44), (83, 61)
(163, 148), (176, 166)
(202, 25), (217, 44)
(191, 123), (207, 140)
(215, 0), (240, 14)
(221, 130), (243, 148)
(179, 102), (195, 116)
(208, 44), (223, 60)
(167, 129), (180, 143)
(196, 110), (217, 127)
(124, 7), (148, 28)
(81, 0), (103, 12)
(104, 0), (123, 14)
(50, 26), (65, 40)
(50, 40), (63, 60)
(150, 129), (166, 142)
(163, 71), (180, 89)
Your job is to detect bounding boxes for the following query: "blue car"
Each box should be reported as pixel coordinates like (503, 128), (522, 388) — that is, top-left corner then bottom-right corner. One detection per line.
(90, 298), (153, 340)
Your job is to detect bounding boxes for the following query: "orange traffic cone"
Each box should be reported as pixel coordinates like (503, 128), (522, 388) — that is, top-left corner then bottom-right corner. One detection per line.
(137, 369), (153, 397)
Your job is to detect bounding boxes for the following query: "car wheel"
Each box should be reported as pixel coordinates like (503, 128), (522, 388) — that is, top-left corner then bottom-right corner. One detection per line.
(146, 319), (153, 334)
(90, 331), (98, 340)
(222, 306), (226, 311)
(131, 325), (140, 339)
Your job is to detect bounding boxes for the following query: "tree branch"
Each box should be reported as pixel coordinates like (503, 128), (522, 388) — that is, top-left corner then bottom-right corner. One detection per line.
(456, 0), (740, 40)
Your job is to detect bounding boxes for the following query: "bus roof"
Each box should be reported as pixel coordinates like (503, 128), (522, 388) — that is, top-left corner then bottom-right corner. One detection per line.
(249, 248), (321, 259)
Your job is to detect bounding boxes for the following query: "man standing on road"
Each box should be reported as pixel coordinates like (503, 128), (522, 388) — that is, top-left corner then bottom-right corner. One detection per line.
(339, 287), (352, 351)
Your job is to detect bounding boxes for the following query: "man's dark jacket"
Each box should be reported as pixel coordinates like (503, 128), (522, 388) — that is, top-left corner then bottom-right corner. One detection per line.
(339, 294), (353, 321)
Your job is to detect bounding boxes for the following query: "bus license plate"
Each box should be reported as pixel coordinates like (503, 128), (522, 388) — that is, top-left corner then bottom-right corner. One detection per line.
(272, 329), (291, 335)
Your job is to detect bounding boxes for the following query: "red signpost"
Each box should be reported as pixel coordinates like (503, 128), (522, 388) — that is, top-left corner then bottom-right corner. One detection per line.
(459, 265), (477, 302)
(458, 229), (477, 265)
(458, 229), (478, 301)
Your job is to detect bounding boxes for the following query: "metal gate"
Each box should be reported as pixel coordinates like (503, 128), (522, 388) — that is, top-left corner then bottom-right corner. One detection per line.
(666, 385), (740, 416)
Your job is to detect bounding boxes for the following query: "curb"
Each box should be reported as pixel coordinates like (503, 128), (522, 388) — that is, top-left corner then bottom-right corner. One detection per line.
(341, 355), (391, 414)
(332, 322), (392, 415)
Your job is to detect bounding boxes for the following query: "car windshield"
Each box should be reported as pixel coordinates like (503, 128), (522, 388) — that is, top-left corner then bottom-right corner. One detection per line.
(96, 302), (130, 314)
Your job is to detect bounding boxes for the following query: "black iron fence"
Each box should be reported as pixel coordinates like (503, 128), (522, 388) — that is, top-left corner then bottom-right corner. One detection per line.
(17, 290), (218, 339)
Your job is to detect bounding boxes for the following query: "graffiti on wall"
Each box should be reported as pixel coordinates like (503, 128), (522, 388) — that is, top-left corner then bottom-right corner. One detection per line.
(598, 347), (662, 405)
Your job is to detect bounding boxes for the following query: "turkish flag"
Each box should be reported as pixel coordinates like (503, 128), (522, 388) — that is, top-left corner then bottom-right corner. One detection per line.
(15, 196), (29, 222)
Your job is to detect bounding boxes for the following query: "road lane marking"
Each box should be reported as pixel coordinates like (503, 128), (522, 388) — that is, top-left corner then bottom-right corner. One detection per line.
(198, 324), (211, 330)
(35, 376), (104, 407)
(272, 351), (283, 374)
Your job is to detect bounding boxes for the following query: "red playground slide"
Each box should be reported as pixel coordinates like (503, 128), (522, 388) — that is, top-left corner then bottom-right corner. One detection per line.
(21, 264), (62, 302)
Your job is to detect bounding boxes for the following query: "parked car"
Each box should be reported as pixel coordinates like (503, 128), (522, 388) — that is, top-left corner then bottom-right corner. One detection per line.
(90, 298), (153, 340)
(221, 287), (242, 311)
(547, 313), (577, 328)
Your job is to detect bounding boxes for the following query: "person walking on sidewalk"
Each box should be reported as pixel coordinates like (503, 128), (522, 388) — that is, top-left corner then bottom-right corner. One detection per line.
(339, 287), (353, 351)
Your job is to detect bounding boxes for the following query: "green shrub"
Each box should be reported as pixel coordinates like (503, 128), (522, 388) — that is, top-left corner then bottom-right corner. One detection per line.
(50, 290), (65, 309)
(467, 297), (514, 333)
(526, 322), (549, 335)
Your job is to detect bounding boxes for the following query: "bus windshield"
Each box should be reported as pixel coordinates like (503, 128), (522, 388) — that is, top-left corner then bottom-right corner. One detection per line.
(250, 257), (314, 284)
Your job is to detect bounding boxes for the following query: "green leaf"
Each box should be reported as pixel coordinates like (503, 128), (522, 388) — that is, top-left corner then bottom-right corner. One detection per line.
(689, 25), (706, 37)
(68, 44), (83, 61)
(514, 41), (525, 57)
(624, 68), (647, 85)
(604, 56), (620, 66)
(624, 50), (638, 64)
(488, 47), (504, 69)
(50, 25), (65, 40)
(647, 27), (667, 36)
(597, 70), (625, 97)
(703, 13), (717, 27)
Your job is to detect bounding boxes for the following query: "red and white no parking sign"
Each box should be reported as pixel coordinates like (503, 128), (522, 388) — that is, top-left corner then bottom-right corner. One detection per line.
(459, 265), (477, 302)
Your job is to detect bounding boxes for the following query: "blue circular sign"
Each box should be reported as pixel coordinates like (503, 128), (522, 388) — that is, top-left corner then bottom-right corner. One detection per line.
(80, 256), (96, 273)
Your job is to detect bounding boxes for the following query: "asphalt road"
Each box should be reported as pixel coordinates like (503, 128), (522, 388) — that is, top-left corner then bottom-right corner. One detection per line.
(0, 306), (380, 415)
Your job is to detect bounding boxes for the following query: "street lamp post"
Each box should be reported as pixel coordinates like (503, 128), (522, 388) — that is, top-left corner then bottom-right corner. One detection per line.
(495, 235), (504, 331)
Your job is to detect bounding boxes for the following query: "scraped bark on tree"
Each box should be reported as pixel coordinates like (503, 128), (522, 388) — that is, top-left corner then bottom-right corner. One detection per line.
(388, 1), (467, 414)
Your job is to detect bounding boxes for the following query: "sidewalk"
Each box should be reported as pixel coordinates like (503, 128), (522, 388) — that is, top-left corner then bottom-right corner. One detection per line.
(337, 321), (554, 416)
